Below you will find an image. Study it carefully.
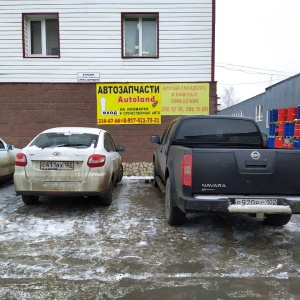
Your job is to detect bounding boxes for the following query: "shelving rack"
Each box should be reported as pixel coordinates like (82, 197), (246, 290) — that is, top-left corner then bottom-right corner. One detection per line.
(268, 106), (300, 149)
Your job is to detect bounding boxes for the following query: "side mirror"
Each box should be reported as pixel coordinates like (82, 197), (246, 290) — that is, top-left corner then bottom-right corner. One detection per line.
(116, 145), (125, 152)
(150, 135), (161, 144)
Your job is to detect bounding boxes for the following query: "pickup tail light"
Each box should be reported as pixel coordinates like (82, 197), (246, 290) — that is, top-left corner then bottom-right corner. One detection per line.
(87, 154), (106, 167)
(15, 153), (27, 167)
(181, 154), (192, 187)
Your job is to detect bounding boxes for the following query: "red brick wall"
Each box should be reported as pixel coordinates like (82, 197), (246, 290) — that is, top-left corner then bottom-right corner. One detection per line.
(0, 82), (217, 163)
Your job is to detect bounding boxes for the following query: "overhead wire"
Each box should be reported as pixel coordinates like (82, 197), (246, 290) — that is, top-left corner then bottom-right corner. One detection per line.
(216, 62), (294, 86)
(216, 62), (293, 75)
(218, 80), (276, 86)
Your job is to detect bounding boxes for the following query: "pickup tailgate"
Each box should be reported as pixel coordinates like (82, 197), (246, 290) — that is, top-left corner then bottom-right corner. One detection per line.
(192, 148), (300, 195)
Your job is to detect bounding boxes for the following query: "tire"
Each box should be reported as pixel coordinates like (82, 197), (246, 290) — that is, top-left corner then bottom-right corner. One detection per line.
(22, 195), (40, 205)
(101, 180), (113, 206)
(165, 178), (185, 225)
(264, 214), (292, 226)
(152, 162), (158, 187)
(115, 164), (123, 184)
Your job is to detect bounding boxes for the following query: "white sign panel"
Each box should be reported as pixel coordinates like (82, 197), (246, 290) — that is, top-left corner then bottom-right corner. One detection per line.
(77, 72), (100, 82)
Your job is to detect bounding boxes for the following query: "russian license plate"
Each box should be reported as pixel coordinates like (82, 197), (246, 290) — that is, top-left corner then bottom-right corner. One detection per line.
(40, 161), (74, 170)
(235, 198), (277, 205)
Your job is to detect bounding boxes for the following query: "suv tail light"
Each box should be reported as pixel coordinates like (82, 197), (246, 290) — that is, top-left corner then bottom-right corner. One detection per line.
(181, 154), (192, 187)
(15, 153), (27, 167)
(87, 154), (106, 167)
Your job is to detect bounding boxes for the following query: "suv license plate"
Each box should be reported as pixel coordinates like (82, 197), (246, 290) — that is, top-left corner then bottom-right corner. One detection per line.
(235, 199), (277, 205)
(40, 161), (74, 170)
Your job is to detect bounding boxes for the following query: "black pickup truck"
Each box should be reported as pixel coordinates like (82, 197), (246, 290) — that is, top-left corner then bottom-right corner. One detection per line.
(150, 115), (300, 226)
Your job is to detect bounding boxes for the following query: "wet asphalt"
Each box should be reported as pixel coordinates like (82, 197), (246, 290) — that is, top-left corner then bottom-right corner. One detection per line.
(0, 178), (300, 300)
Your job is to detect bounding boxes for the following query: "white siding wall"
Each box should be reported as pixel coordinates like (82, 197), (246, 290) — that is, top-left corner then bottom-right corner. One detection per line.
(0, 0), (213, 83)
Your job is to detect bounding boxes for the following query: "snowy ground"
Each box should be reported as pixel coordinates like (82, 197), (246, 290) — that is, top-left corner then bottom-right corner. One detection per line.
(0, 178), (300, 299)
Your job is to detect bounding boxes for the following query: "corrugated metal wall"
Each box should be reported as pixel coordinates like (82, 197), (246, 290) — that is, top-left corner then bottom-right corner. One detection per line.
(218, 74), (300, 134)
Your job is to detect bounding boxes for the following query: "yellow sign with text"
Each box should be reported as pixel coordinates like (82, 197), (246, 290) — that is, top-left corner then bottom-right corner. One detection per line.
(161, 83), (209, 115)
(96, 83), (161, 125)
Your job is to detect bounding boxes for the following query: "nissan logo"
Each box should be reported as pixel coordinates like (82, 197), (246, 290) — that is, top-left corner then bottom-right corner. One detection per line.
(52, 152), (61, 156)
(251, 151), (261, 160)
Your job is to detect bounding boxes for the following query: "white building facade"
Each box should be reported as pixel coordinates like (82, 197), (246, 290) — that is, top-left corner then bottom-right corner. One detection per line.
(1, 0), (215, 83)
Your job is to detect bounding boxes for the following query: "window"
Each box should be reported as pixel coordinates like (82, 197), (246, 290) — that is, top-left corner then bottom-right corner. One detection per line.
(23, 13), (59, 58)
(30, 133), (98, 148)
(161, 122), (176, 145)
(175, 119), (262, 146)
(104, 133), (117, 152)
(255, 105), (263, 122)
(122, 13), (158, 58)
(232, 111), (244, 117)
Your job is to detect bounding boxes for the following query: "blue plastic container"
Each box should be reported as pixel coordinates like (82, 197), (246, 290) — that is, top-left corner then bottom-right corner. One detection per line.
(272, 109), (278, 122)
(269, 110), (274, 123)
(284, 123), (289, 136)
(268, 137), (275, 148)
(293, 139), (300, 149)
(289, 123), (295, 136)
(269, 124), (275, 136)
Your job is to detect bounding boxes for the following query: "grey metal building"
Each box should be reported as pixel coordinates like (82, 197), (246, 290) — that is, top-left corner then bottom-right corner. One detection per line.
(218, 74), (300, 135)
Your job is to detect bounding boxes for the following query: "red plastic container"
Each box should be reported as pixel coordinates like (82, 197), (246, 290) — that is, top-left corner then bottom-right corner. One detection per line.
(278, 108), (287, 122)
(278, 123), (284, 136)
(294, 123), (300, 137)
(287, 107), (298, 121)
(274, 137), (284, 148)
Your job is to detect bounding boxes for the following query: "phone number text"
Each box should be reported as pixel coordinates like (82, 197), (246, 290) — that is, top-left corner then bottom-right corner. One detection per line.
(98, 118), (160, 124)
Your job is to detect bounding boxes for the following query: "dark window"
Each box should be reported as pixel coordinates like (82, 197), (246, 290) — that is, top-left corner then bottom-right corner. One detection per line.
(104, 133), (116, 152)
(175, 118), (262, 146)
(161, 122), (176, 145)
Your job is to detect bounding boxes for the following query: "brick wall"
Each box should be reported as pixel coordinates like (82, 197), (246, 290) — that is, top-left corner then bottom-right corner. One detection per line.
(0, 82), (217, 163)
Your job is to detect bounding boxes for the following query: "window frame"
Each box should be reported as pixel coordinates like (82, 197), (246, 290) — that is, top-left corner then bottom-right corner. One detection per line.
(266, 109), (270, 128)
(22, 12), (60, 58)
(232, 111), (244, 117)
(121, 12), (159, 59)
(255, 104), (263, 122)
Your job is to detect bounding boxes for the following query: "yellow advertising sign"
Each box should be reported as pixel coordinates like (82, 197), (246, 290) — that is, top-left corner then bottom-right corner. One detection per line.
(161, 83), (209, 115)
(96, 83), (161, 125)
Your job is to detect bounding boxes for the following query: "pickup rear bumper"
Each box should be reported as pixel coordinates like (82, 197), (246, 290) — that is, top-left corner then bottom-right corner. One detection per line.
(178, 195), (300, 214)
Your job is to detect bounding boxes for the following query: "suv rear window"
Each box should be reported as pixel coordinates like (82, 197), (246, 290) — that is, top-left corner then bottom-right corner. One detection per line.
(174, 118), (262, 147)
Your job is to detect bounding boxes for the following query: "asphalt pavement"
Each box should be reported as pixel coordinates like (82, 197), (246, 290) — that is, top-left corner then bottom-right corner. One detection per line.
(0, 178), (300, 300)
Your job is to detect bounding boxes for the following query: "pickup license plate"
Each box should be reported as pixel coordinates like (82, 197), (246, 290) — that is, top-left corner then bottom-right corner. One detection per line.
(235, 198), (277, 205)
(40, 161), (74, 170)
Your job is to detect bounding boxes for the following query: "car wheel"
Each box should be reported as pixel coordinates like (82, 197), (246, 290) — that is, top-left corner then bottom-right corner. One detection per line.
(264, 214), (292, 226)
(22, 195), (40, 205)
(115, 164), (123, 184)
(101, 180), (113, 206)
(165, 178), (185, 225)
(152, 162), (158, 187)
